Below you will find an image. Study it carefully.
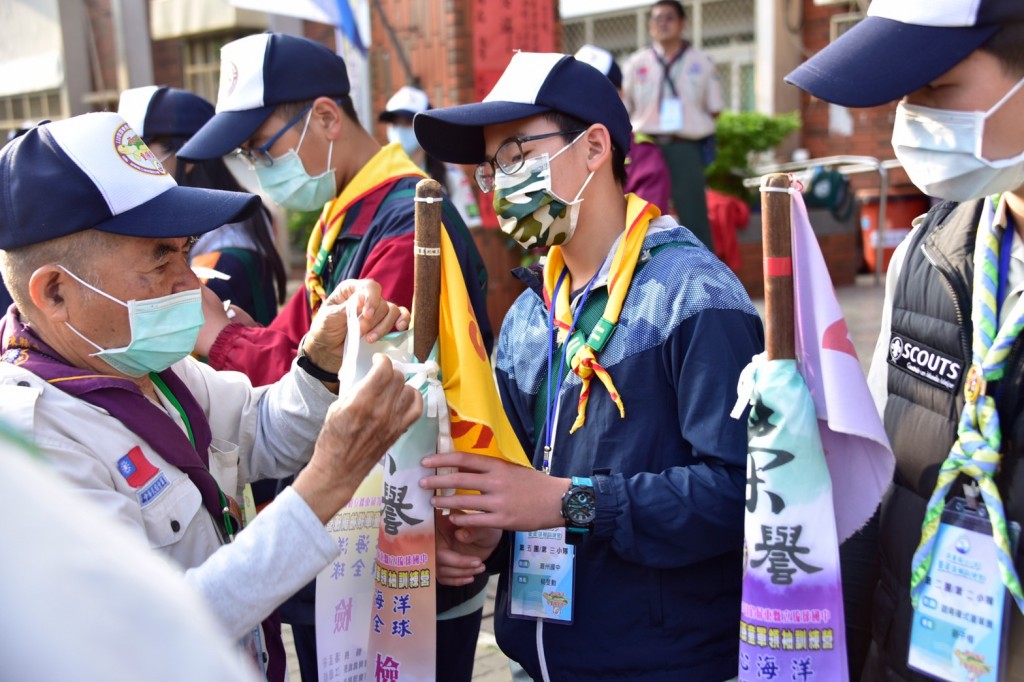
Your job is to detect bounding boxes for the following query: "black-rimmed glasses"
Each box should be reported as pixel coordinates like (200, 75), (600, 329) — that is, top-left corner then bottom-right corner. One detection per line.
(233, 104), (313, 170)
(474, 128), (587, 193)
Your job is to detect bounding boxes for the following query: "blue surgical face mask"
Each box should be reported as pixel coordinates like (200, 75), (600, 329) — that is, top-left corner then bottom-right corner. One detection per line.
(59, 266), (204, 378)
(387, 124), (422, 157)
(255, 110), (337, 212)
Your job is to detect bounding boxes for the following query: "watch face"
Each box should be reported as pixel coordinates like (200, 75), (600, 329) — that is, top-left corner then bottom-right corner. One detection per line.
(565, 488), (596, 525)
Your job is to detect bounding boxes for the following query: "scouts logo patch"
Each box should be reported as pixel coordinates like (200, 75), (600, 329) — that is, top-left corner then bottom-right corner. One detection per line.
(887, 332), (962, 394)
(113, 124), (165, 176)
(117, 446), (159, 487)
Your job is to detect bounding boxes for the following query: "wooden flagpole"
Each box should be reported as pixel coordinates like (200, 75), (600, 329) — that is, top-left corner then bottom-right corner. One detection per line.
(412, 178), (443, 362)
(761, 173), (795, 361)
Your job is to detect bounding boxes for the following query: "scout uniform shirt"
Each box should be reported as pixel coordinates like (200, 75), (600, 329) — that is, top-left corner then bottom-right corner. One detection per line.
(622, 43), (724, 139)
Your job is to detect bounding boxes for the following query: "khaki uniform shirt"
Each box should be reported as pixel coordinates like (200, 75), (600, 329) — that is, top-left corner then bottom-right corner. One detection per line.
(622, 43), (724, 139)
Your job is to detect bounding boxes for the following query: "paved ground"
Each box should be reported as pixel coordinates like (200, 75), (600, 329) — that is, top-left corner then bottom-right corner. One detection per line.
(283, 274), (889, 681)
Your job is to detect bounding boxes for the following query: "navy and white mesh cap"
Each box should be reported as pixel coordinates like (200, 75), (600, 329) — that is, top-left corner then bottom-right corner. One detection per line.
(0, 113), (258, 250)
(117, 86), (215, 140)
(178, 33), (350, 160)
(574, 44), (623, 90)
(379, 86), (430, 123)
(786, 0), (1024, 107)
(413, 52), (632, 164)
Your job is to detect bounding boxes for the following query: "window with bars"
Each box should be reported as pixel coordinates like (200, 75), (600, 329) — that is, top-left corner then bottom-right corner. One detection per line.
(183, 33), (247, 103)
(562, 0), (756, 112)
(0, 90), (63, 141)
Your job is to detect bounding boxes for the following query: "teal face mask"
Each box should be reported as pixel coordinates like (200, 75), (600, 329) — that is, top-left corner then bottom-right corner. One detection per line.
(255, 110), (336, 212)
(59, 266), (204, 378)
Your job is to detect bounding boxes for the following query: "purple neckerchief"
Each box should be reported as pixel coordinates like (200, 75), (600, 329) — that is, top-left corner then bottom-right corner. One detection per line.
(2, 311), (289, 682)
(0, 310), (222, 522)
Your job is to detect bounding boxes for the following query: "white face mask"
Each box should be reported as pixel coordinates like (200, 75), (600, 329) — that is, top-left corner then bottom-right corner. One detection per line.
(892, 76), (1024, 202)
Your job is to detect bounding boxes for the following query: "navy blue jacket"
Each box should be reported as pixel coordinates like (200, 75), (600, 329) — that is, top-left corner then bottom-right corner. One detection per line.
(492, 222), (764, 680)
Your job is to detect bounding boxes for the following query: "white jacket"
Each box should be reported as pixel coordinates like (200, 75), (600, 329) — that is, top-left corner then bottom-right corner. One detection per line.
(0, 355), (339, 639)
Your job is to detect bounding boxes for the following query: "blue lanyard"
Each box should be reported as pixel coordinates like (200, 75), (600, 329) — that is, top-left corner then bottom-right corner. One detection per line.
(997, 210), (1015, 319)
(542, 268), (597, 471)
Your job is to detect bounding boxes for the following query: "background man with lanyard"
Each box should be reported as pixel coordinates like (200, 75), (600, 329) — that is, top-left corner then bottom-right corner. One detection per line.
(622, 0), (723, 250)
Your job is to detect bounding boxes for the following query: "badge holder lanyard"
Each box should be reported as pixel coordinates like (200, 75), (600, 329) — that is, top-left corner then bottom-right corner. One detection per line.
(654, 47), (684, 131)
(150, 373), (241, 541)
(509, 268), (597, 626)
(907, 208), (1021, 682)
(149, 372), (265, 673)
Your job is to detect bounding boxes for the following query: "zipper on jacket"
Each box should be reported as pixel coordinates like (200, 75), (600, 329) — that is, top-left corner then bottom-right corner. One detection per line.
(920, 243), (972, 363)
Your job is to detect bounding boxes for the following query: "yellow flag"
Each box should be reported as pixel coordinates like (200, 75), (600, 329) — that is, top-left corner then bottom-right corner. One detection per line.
(438, 229), (530, 467)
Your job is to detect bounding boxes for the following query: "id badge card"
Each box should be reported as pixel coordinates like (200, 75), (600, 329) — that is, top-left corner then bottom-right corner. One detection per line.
(509, 528), (576, 624)
(907, 497), (1020, 681)
(659, 97), (684, 131)
(240, 625), (268, 678)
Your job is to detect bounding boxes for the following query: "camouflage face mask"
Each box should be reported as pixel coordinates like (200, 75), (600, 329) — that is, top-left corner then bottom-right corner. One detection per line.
(492, 133), (594, 249)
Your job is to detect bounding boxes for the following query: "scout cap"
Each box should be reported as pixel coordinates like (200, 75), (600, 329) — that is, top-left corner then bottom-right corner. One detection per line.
(178, 33), (350, 160)
(414, 52), (631, 164)
(0, 113), (257, 249)
(785, 0), (1024, 107)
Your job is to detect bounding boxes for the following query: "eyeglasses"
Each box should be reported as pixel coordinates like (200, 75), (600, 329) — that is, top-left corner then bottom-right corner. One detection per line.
(233, 104), (313, 170)
(649, 12), (681, 24)
(474, 129), (587, 193)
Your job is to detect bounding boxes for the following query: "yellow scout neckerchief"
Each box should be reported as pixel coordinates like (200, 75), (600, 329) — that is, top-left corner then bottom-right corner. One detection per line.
(542, 194), (660, 433)
(304, 143), (425, 314)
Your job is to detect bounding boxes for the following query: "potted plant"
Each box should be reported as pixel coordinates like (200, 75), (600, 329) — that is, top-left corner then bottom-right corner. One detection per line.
(706, 111), (801, 203)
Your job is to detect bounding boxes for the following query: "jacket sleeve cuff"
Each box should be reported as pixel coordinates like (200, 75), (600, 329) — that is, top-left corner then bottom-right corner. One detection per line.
(592, 472), (625, 540)
(207, 322), (248, 370)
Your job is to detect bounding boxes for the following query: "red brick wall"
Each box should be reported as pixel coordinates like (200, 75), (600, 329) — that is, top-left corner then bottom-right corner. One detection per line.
(366, 0), (475, 142)
(151, 39), (184, 89)
(84, 0), (117, 97)
(797, 0), (913, 193)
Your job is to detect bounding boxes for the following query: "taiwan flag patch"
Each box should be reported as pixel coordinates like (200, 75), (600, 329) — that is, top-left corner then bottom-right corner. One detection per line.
(117, 446), (159, 488)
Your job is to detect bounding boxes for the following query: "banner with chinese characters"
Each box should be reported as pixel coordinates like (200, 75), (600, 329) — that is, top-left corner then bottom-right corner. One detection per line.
(315, 464), (383, 682)
(366, 354), (440, 682)
(739, 359), (848, 682)
(316, 304), (440, 682)
(471, 0), (558, 102)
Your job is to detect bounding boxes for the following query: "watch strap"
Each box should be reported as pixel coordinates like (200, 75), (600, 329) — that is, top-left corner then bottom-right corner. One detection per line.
(562, 476), (596, 538)
(296, 347), (338, 383)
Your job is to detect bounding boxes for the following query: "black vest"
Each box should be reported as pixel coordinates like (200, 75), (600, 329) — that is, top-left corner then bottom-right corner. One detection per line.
(864, 198), (1024, 680)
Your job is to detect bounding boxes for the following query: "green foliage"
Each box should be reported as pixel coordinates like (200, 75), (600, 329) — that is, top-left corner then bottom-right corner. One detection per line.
(706, 111), (801, 201)
(286, 209), (321, 251)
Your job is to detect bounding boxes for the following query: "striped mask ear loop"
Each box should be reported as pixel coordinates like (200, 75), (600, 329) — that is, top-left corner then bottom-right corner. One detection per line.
(910, 195), (1024, 614)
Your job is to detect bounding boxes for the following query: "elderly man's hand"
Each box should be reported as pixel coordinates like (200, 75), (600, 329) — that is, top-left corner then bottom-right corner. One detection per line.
(293, 353), (422, 523)
(303, 280), (410, 374)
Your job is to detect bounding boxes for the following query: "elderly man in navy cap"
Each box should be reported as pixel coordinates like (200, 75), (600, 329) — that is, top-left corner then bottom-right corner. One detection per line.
(787, 0), (1024, 680)
(0, 112), (420, 679)
(415, 51), (763, 681)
